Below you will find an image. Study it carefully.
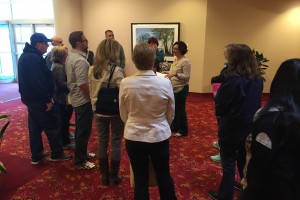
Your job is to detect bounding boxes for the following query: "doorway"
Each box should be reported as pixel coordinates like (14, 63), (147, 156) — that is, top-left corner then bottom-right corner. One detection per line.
(0, 23), (54, 83)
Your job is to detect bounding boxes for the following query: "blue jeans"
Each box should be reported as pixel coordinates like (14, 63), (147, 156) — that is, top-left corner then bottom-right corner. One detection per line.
(126, 139), (177, 200)
(73, 102), (93, 165)
(94, 115), (124, 161)
(218, 140), (246, 200)
(171, 85), (189, 135)
(26, 102), (63, 161)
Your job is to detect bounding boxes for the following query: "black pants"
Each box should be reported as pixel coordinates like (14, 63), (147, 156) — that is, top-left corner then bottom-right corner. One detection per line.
(218, 140), (246, 200)
(126, 139), (177, 200)
(54, 101), (73, 146)
(73, 102), (93, 165)
(171, 85), (189, 135)
(26, 102), (63, 161)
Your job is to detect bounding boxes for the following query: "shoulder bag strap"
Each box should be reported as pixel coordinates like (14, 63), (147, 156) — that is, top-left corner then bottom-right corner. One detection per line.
(106, 64), (116, 90)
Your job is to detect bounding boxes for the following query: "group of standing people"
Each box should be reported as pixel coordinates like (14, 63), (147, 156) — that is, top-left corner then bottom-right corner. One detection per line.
(17, 30), (300, 200)
(18, 30), (192, 199)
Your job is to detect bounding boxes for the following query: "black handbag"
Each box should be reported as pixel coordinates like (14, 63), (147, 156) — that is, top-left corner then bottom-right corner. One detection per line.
(95, 64), (119, 115)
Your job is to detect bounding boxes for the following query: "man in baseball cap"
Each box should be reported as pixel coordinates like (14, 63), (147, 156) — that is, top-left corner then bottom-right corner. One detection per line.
(30, 33), (52, 46)
(18, 32), (72, 165)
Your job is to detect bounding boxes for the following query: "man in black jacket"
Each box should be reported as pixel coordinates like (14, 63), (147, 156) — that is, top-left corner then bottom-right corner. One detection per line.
(18, 33), (72, 164)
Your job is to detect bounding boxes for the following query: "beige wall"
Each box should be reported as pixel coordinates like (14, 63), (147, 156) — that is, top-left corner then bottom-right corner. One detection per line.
(81, 0), (207, 93)
(53, 0), (300, 93)
(204, 0), (300, 93)
(53, 0), (83, 49)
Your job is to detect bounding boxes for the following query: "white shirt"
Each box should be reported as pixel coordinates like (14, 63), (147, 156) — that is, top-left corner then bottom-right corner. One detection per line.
(119, 70), (175, 143)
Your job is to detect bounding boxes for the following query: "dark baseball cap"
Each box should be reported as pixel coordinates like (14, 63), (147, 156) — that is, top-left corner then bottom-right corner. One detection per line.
(30, 33), (52, 45)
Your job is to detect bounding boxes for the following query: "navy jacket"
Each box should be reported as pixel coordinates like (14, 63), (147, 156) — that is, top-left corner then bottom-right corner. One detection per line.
(18, 43), (54, 104)
(215, 75), (263, 144)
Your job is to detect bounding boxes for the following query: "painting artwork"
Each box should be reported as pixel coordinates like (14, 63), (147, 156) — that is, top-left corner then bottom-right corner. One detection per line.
(131, 23), (180, 59)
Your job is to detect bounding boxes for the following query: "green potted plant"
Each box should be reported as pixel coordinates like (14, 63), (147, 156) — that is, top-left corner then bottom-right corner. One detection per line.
(253, 49), (269, 79)
(0, 114), (10, 174)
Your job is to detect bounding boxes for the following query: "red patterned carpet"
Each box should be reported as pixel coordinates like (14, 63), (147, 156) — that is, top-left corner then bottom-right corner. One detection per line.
(0, 93), (243, 200)
(0, 83), (20, 103)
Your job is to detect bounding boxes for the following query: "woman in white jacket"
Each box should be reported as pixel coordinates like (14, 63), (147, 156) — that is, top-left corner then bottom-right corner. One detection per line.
(119, 43), (177, 200)
(89, 39), (125, 186)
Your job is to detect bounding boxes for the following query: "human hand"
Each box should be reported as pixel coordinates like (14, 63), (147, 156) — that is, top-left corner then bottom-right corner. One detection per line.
(46, 102), (53, 112)
(165, 72), (177, 79)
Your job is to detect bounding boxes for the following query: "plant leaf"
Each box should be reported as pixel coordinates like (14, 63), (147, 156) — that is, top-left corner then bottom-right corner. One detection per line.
(0, 121), (10, 146)
(0, 162), (7, 174)
(0, 114), (10, 120)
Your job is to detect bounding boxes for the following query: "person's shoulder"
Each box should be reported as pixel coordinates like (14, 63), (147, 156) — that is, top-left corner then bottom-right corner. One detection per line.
(154, 74), (171, 84)
(115, 66), (124, 72)
(46, 51), (52, 56)
(183, 58), (191, 65)
(157, 49), (164, 55)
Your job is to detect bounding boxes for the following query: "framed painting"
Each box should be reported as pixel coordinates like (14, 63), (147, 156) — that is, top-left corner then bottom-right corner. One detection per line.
(131, 22), (180, 61)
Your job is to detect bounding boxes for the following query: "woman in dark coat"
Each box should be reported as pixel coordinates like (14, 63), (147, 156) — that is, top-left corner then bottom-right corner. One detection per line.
(208, 43), (263, 200)
(239, 59), (300, 200)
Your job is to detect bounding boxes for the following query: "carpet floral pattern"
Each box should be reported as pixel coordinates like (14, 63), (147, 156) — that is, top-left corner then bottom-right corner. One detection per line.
(0, 94), (242, 200)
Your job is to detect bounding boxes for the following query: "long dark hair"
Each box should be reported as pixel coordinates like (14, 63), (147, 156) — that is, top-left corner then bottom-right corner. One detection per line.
(257, 59), (300, 145)
(224, 43), (261, 80)
(266, 59), (300, 113)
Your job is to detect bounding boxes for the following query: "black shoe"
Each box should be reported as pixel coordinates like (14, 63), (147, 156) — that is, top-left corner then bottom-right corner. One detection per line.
(63, 142), (75, 150)
(31, 152), (49, 165)
(234, 181), (242, 191)
(208, 190), (220, 200)
(51, 154), (73, 162)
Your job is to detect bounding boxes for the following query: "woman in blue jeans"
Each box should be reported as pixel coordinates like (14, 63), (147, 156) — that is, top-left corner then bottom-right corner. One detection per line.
(162, 41), (191, 137)
(120, 43), (177, 200)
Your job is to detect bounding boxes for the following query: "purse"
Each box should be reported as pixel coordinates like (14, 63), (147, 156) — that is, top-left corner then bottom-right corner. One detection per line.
(95, 64), (119, 115)
(130, 157), (157, 187)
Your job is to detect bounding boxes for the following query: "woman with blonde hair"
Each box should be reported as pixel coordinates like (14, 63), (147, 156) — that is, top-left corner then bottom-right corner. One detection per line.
(89, 39), (125, 185)
(51, 46), (75, 149)
(120, 43), (176, 199)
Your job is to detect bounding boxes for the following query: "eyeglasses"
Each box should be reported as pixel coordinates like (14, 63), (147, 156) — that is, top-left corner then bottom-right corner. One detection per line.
(81, 39), (88, 43)
(172, 48), (179, 51)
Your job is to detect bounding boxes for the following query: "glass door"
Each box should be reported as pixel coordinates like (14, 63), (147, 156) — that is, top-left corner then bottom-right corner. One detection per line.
(0, 24), (14, 81)
(13, 24), (33, 60)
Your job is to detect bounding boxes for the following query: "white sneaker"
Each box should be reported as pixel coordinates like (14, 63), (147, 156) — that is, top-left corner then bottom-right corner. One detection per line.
(76, 161), (95, 169)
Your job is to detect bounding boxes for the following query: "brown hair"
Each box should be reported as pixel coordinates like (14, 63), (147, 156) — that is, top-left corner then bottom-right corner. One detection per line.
(173, 41), (188, 55)
(68, 31), (83, 48)
(132, 43), (155, 70)
(224, 43), (262, 80)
